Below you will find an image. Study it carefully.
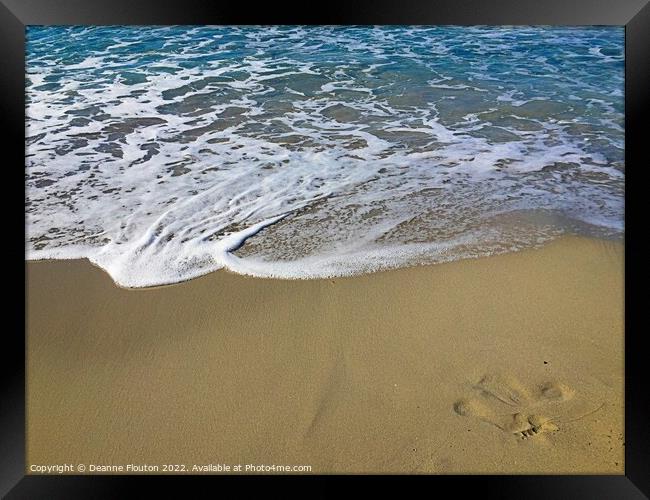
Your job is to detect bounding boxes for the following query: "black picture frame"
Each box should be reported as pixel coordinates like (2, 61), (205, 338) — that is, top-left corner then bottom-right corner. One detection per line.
(2, 0), (648, 497)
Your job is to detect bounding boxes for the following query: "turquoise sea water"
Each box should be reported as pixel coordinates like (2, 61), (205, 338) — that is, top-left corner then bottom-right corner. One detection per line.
(26, 26), (624, 286)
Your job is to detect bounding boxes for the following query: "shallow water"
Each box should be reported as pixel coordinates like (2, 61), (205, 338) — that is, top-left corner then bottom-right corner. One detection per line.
(25, 26), (624, 287)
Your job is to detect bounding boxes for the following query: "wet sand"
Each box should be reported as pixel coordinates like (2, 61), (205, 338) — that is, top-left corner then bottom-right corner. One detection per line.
(26, 236), (624, 474)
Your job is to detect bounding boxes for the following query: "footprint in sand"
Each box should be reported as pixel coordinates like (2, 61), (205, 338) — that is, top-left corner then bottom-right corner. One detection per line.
(453, 374), (601, 440)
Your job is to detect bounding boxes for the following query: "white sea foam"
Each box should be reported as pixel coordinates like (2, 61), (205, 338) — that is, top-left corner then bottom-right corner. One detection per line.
(26, 26), (624, 287)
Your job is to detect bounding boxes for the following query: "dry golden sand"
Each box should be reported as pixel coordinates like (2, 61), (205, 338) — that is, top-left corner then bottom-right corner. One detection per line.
(26, 236), (624, 474)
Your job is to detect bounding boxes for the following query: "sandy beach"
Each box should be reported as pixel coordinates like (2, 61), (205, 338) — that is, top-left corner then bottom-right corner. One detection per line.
(26, 236), (624, 474)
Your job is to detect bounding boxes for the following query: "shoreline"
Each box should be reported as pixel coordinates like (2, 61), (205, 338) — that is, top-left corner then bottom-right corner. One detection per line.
(25, 231), (624, 290)
(26, 235), (624, 474)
